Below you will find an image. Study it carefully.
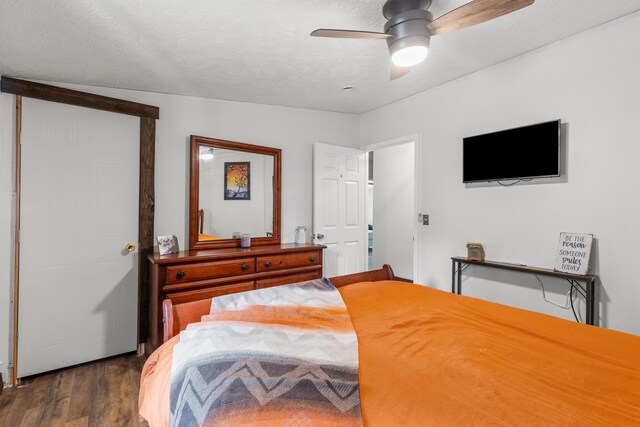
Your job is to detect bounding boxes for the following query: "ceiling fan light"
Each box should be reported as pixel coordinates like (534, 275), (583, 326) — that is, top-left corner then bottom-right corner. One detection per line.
(388, 31), (431, 68)
(391, 45), (428, 67)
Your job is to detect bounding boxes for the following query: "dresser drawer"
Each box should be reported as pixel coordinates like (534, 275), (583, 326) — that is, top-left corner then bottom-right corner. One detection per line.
(256, 271), (322, 289)
(166, 281), (255, 305)
(166, 258), (255, 284)
(256, 251), (321, 273)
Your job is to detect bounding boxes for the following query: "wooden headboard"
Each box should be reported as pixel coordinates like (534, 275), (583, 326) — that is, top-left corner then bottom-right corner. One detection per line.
(162, 264), (395, 343)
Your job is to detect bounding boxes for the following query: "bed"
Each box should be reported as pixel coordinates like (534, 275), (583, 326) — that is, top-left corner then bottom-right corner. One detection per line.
(139, 265), (640, 426)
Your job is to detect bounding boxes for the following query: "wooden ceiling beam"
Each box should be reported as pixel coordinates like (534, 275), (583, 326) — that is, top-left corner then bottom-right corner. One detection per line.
(0, 76), (159, 119)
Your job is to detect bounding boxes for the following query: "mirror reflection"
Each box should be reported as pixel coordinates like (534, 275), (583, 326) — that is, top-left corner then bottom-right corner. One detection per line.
(197, 146), (274, 240)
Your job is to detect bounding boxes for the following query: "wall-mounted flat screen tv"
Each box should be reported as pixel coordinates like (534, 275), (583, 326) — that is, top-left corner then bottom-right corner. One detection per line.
(463, 120), (561, 183)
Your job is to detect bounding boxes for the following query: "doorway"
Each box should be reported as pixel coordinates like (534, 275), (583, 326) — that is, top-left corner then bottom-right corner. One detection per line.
(2, 77), (158, 385)
(17, 98), (140, 378)
(365, 139), (417, 282)
(312, 143), (367, 277)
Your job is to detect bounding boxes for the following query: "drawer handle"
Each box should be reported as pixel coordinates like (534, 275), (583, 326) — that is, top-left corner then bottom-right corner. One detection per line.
(309, 257), (316, 262)
(176, 271), (186, 280)
(241, 263), (249, 271)
(265, 261), (272, 268)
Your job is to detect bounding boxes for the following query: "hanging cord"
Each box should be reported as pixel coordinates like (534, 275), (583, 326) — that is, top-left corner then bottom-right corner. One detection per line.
(464, 267), (581, 322)
(569, 285), (580, 323)
(533, 274), (572, 309)
(568, 280), (585, 323)
(533, 275), (583, 323)
(496, 178), (533, 187)
(569, 280), (586, 298)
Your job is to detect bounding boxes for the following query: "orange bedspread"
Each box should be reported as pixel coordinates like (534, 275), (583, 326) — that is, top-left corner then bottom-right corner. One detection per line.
(140, 281), (640, 426)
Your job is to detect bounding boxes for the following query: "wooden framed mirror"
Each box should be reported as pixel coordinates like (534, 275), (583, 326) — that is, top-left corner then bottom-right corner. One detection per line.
(189, 135), (282, 250)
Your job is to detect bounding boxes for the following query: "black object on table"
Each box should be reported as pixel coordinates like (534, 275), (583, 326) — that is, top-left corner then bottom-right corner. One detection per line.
(451, 256), (598, 326)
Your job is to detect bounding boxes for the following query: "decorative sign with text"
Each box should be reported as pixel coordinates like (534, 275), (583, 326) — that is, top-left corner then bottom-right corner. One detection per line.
(554, 232), (593, 275)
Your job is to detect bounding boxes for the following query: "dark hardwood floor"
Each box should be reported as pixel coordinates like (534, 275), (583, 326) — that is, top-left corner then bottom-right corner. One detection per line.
(0, 353), (148, 427)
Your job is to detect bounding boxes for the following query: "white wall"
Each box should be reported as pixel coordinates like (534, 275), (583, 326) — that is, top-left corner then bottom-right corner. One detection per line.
(0, 85), (359, 383)
(371, 142), (415, 280)
(360, 13), (640, 335)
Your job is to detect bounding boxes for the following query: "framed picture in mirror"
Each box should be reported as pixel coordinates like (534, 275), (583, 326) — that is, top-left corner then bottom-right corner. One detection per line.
(224, 162), (250, 200)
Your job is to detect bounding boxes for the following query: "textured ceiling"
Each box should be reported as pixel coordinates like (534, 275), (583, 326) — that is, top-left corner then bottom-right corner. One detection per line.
(1, 0), (640, 114)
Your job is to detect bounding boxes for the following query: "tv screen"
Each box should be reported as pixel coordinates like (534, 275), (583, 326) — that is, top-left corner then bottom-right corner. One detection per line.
(463, 120), (560, 183)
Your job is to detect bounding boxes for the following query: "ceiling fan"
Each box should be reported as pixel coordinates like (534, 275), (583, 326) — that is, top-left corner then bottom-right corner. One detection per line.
(311, 0), (535, 80)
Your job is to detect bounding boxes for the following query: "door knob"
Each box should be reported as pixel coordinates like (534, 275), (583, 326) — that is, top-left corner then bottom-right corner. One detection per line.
(315, 233), (325, 240)
(125, 243), (136, 252)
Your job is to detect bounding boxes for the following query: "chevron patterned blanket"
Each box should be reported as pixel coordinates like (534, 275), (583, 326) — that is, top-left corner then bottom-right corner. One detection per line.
(169, 278), (363, 427)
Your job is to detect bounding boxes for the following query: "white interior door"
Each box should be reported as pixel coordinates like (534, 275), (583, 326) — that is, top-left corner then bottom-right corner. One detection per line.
(18, 98), (139, 378)
(313, 143), (366, 277)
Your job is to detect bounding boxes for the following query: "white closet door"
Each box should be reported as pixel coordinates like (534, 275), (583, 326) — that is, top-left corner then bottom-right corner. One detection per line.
(18, 98), (139, 378)
(312, 143), (366, 277)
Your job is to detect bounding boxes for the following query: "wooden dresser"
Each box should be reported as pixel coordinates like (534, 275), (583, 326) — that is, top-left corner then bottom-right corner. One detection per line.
(146, 243), (325, 354)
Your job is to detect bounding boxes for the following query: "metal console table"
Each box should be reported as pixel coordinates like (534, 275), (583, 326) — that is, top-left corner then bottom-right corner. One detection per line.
(451, 256), (598, 326)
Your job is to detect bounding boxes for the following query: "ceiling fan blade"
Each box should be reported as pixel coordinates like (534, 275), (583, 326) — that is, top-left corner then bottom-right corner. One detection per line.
(391, 65), (411, 81)
(427, 0), (534, 36)
(310, 29), (391, 39)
